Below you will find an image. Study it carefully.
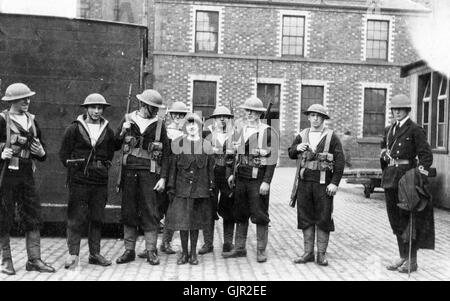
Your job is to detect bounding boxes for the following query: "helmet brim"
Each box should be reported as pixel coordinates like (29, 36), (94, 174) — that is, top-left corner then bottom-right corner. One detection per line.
(303, 111), (330, 120)
(80, 103), (111, 107)
(136, 95), (165, 108)
(168, 110), (189, 114)
(209, 113), (234, 119)
(2, 91), (36, 102)
(239, 105), (266, 112)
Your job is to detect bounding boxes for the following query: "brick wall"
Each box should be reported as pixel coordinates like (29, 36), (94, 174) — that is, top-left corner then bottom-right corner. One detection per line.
(151, 1), (426, 167)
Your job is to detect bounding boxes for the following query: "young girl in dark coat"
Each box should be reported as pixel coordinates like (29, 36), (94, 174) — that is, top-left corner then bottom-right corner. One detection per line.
(166, 112), (215, 265)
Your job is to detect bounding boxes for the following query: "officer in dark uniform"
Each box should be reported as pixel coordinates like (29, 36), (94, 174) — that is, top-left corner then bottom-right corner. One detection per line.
(380, 94), (433, 273)
(59, 94), (122, 269)
(0, 83), (55, 275)
(199, 106), (235, 255)
(288, 104), (345, 266)
(223, 97), (278, 263)
(115, 89), (170, 266)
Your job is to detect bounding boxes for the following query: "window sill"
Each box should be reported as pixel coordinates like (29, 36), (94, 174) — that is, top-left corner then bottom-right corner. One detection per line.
(356, 137), (382, 144)
(365, 58), (389, 63)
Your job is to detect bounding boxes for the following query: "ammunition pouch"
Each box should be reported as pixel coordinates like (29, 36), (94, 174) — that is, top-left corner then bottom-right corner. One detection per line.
(301, 150), (316, 162)
(240, 154), (262, 168)
(123, 136), (137, 153)
(9, 135), (31, 159)
(302, 152), (334, 172)
(149, 142), (163, 163)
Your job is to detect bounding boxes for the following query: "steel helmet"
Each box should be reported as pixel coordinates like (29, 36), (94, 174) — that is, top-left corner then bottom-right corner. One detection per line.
(136, 89), (165, 108)
(185, 112), (203, 125)
(2, 83), (36, 102)
(210, 106), (233, 119)
(239, 97), (266, 112)
(168, 101), (190, 114)
(303, 104), (330, 120)
(81, 93), (110, 107)
(390, 94), (412, 109)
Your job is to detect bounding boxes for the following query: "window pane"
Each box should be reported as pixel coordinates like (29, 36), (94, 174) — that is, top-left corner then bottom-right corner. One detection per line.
(424, 80), (431, 98)
(195, 11), (219, 53)
(193, 81), (216, 118)
(438, 99), (445, 123)
(438, 124), (445, 147)
(439, 77), (448, 96)
(364, 88), (386, 137)
(282, 16), (305, 56)
(423, 102), (429, 123)
(366, 20), (389, 60)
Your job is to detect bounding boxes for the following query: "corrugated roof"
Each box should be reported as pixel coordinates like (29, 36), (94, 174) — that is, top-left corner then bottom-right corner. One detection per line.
(209, 0), (430, 12)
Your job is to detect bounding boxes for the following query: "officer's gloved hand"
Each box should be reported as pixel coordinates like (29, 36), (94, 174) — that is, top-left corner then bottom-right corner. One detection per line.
(227, 175), (235, 189)
(326, 184), (338, 197)
(154, 178), (166, 193)
(30, 140), (45, 158)
(260, 182), (270, 196)
(1, 147), (13, 160)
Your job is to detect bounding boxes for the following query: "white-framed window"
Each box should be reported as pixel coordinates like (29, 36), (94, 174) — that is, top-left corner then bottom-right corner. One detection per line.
(189, 5), (224, 54)
(277, 10), (310, 58)
(362, 14), (395, 62)
(188, 74), (222, 119)
(418, 72), (449, 151)
(363, 88), (387, 137)
(359, 82), (392, 138)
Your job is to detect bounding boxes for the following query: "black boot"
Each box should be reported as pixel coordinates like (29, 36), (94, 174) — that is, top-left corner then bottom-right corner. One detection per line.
(386, 235), (407, 271)
(145, 231), (160, 265)
(26, 259), (56, 273)
(89, 254), (112, 267)
(116, 225), (137, 264)
(199, 223), (214, 255)
(1, 235), (15, 275)
(316, 228), (329, 266)
(398, 241), (418, 273)
(116, 250), (136, 264)
(222, 221), (235, 254)
(88, 222), (103, 258)
(25, 230), (56, 273)
(177, 231), (189, 265)
(256, 224), (268, 263)
(1, 258), (15, 276)
(189, 230), (199, 265)
(294, 227), (315, 264)
(160, 228), (176, 255)
(223, 222), (248, 258)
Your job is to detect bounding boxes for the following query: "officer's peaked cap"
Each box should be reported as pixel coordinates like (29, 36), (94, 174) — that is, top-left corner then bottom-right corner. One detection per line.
(390, 94), (412, 109)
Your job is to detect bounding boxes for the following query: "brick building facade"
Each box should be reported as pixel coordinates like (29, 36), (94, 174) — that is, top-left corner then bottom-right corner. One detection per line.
(78, 0), (430, 167)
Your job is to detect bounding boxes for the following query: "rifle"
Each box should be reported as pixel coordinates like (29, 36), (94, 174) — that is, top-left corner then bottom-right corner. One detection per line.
(116, 84), (133, 193)
(261, 101), (273, 123)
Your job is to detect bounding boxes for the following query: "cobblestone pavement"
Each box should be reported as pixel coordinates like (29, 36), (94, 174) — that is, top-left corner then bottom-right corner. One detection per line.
(1, 168), (450, 281)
